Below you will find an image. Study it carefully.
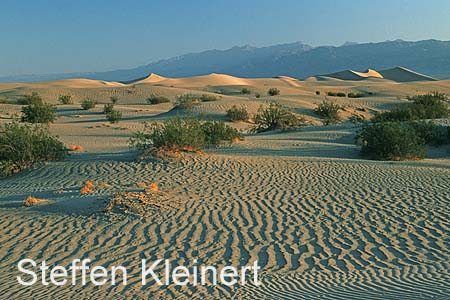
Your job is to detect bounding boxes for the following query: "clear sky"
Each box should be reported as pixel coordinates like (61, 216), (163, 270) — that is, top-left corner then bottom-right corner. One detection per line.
(1, 0), (449, 76)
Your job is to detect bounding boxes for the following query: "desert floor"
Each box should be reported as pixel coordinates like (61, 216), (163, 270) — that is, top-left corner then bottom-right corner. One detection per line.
(0, 75), (449, 299)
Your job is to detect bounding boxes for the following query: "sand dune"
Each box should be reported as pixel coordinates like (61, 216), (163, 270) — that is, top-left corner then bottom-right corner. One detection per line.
(317, 66), (436, 82)
(379, 66), (437, 82)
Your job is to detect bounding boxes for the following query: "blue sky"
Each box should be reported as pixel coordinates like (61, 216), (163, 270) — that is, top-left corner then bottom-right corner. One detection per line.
(1, 0), (449, 76)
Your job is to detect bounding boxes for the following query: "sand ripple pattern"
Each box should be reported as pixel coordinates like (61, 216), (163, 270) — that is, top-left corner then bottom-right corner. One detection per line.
(0, 155), (449, 299)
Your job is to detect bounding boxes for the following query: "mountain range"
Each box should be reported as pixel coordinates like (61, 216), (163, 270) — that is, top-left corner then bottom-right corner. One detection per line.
(1, 39), (450, 83)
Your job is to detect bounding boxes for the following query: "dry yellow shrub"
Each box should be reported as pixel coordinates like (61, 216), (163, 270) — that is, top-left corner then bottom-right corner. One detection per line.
(80, 180), (95, 194)
(68, 145), (84, 152)
(23, 196), (49, 207)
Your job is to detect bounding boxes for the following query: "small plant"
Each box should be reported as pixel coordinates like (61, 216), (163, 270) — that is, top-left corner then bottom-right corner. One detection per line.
(81, 99), (96, 110)
(103, 103), (114, 114)
(327, 91), (346, 97)
(174, 94), (201, 109)
(255, 93), (261, 98)
(23, 196), (49, 207)
(146, 94), (170, 105)
(0, 122), (67, 176)
(22, 92), (43, 105)
(199, 94), (219, 102)
(58, 94), (73, 104)
(315, 91), (321, 95)
(251, 102), (306, 133)
(355, 121), (425, 161)
(347, 92), (366, 98)
(226, 105), (249, 122)
(80, 181), (95, 194)
(145, 183), (159, 193)
(373, 91), (449, 122)
(21, 103), (57, 123)
(314, 100), (341, 125)
(241, 88), (251, 94)
(130, 116), (242, 153)
(106, 109), (123, 124)
(110, 96), (119, 104)
(68, 145), (84, 152)
(349, 114), (366, 124)
(267, 88), (280, 96)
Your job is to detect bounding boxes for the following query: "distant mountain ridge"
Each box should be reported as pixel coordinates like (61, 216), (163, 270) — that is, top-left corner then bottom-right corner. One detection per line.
(1, 39), (450, 82)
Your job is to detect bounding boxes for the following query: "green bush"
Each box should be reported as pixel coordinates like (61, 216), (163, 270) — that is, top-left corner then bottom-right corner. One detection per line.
(349, 114), (366, 124)
(373, 92), (449, 122)
(315, 91), (321, 95)
(0, 122), (67, 176)
(241, 88), (251, 94)
(251, 102), (305, 133)
(200, 94), (219, 102)
(81, 99), (96, 110)
(314, 100), (341, 125)
(201, 120), (242, 146)
(110, 96), (119, 104)
(106, 109), (123, 124)
(103, 103), (114, 114)
(347, 92), (366, 98)
(174, 94), (202, 109)
(255, 93), (261, 98)
(226, 105), (249, 122)
(130, 116), (242, 152)
(267, 88), (280, 96)
(146, 94), (170, 105)
(327, 91), (346, 97)
(355, 121), (426, 161)
(58, 94), (73, 104)
(21, 92), (43, 105)
(409, 121), (449, 146)
(21, 103), (57, 123)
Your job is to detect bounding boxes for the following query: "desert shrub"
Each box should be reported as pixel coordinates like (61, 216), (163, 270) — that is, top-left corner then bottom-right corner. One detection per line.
(241, 88), (251, 94)
(174, 94), (201, 109)
(267, 88), (280, 96)
(58, 94), (73, 104)
(251, 102), (306, 133)
(327, 91), (346, 97)
(110, 96), (119, 104)
(0, 122), (67, 176)
(147, 94), (170, 104)
(103, 103), (114, 114)
(201, 120), (242, 146)
(315, 91), (320, 95)
(347, 92), (366, 98)
(373, 92), (449, 122)
(255, 93), (261, 98)
(21, 103), (57, 123)
(130, 116), (242, 152)
(21, 92), (43, 105)
(81, 99), (96, 110)
(349, 114), (366, 124)
(409, 121), (449, 146)
(106, 109), (123, 124)
(314, 100), (341, 125)
(226, 105), (249, 122)
(355, 121), (425, 160)
(200, 94), (219, 102)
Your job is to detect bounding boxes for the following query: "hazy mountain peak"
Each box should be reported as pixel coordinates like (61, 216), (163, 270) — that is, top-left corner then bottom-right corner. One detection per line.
(0, 39), (449, 82)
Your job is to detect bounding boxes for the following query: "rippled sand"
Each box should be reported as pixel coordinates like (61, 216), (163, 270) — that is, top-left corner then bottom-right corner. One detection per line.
(1, 148), (449, 299)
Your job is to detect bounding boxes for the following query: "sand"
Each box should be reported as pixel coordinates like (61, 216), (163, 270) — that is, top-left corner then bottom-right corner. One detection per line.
(318, 67), (436, 82)
(0, 74), (449, 299)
